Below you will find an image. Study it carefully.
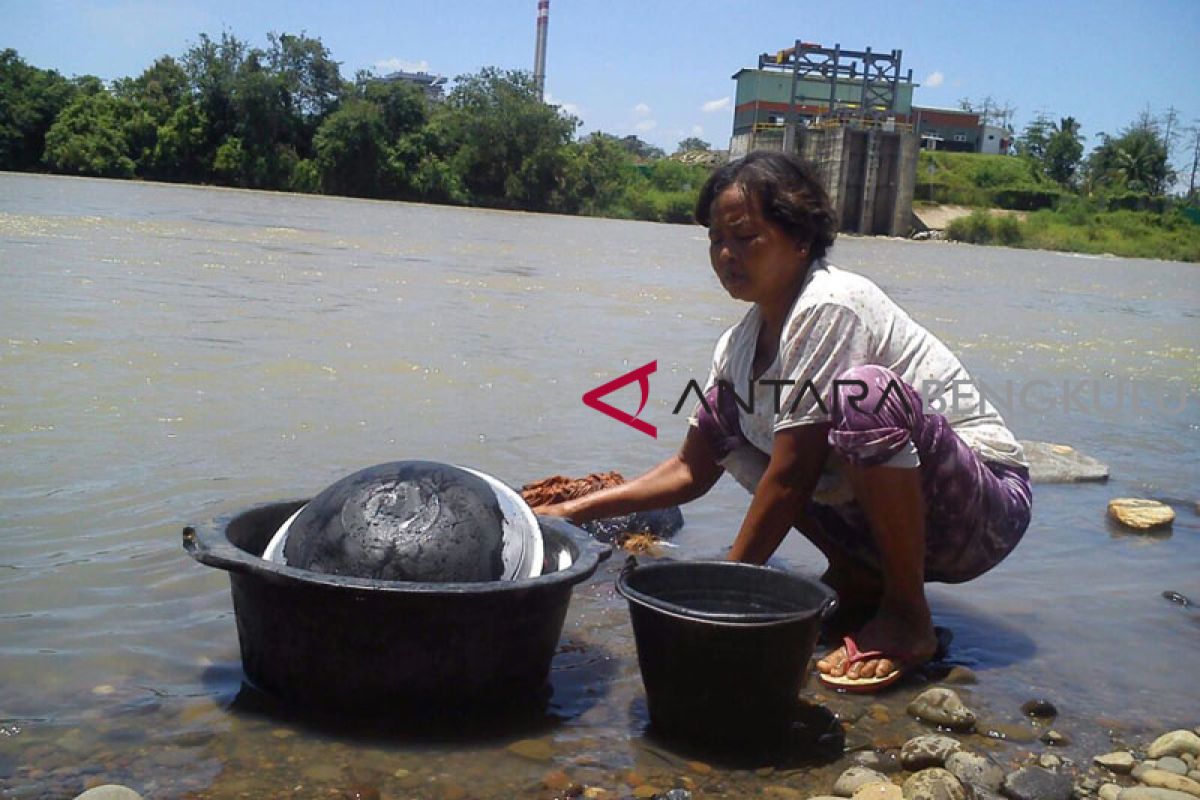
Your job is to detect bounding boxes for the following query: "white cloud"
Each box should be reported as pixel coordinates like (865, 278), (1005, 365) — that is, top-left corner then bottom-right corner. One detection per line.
(634, 102), (652, 117)
(374, 58), (430, 74)
(702, 96), (731, 113)
(691, 124), (705, 137)
(635, 119), (658, 132)
(924, 71), (945, 88)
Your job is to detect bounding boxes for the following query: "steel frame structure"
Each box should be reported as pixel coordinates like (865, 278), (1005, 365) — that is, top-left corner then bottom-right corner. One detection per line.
(757, 41), (913, 149)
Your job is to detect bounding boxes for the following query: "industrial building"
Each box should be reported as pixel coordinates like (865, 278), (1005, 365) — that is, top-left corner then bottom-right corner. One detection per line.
(377, 70), (448, 102)
(729, 41), (921, 238)
(731, 61), (1011, 155)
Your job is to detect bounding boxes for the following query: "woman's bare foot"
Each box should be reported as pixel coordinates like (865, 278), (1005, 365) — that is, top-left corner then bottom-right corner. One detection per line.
(816, 602), (938, 681)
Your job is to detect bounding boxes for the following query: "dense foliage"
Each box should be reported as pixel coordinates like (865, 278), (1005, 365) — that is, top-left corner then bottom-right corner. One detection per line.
(3, 35), (1196, 254)
(0, 40), (710, 223)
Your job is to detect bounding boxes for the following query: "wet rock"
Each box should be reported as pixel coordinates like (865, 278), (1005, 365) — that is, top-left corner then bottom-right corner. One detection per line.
(1077, 777), (1101, 793)
(1039, 755), (1063, 770)
(1162, 591), (1192, 607)
(855, 749), (904, 774)
(1096, 753), (1137, 775)
(1042, 731), (1072, 747)
(1117, 790), (1198, 800)
(944, 667), (978, 685)
(437, 782), (468, 800)
(1148, 732), (1200, 760)
(985, 723), (1040, 743)
(685, 761), (712, 776)
(72, 788), (144, 800)
(1002, 766), (1073, 800)
(903, 768), (967, 800)
(1157, 759), (1190, 777)
(1191, 775), (1200, 786)
(543, 770), (573, 791)
(658, 791), (691, 800)
(631, 786), (661, 799)
(1099, 785), (1122, 800)
(508, 739), (555, 761)
(836, 767), (892, 796)
(1020, 442), (1108, 484)
(855, 782), (904, 800)
(303, 763), (344, 782)
(1107, 499), (1175, 531)
(946, 751), (1006, 793)
(1139, 770), (1200, 797)
(582, 789), (612, 800)
(1021, 700), (1059, 720)
(903, 736), (965, 770)
(763, 788), (804, 800)
(341, 786), (380, 800)
(908, 688), (977, 732)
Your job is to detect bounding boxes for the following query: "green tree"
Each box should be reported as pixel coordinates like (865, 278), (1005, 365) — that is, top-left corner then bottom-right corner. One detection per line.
(1044, 116), (1084, 186)
(152, 99), (208, 179)
(559, 132), (634, 214)
(358, 77), (427, 140)
(42, 82), (136, 177)
(1017, 113), (1053, 162)
(1089, 124), (1173, 196)
(0, 49), (76, 170)
(313, 99), (390, 197)
(438, 67), (579, 210)
(617, 134), (664, 160)
(675, 136), (711, 154)
(182, 31), (249, 178)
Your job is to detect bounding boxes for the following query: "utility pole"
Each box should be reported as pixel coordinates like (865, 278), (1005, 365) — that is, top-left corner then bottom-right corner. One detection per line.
(1188, 123), (1200, 202)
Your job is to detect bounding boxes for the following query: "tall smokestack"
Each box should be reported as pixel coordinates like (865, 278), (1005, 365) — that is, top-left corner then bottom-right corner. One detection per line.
(533, 0), (549, 101)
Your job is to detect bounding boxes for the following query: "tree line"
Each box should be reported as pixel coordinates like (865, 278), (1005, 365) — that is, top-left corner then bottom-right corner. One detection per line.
(958, 94), (1198, 203)
(0, 34), (712, 221)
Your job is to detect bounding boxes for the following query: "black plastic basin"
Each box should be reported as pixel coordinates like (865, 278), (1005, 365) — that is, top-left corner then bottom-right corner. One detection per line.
(617, 559), (837, 744)
(183, 500), (610, 713)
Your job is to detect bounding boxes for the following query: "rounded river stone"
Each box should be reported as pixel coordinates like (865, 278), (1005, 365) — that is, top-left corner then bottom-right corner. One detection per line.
(1001, 766), (1073, 800)
(946, 751), (1005, 793)
(903, 768), (966, 800)
(902, 735), (964, 770)
(907, 688), (977, 732)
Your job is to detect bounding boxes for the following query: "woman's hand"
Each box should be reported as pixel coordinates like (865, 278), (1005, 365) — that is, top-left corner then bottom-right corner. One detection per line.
(532, 501), (575, 520)
(531, 426), (724, 524)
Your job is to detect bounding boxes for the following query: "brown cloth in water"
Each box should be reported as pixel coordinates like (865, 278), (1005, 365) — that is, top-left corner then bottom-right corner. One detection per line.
(520, 471), (625, 508)
(520, 471), (664, 554)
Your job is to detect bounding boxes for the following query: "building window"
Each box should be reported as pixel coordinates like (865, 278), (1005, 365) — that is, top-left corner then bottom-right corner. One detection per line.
(953, 133), (968, 142)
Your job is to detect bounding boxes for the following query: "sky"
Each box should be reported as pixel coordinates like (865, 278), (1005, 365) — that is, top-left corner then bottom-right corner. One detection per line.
(4, 0), (1200, 162)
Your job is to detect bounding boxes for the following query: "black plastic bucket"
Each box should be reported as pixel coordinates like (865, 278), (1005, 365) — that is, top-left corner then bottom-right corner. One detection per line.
(183, 501), (610, 713)
(616, 559), (837, 744)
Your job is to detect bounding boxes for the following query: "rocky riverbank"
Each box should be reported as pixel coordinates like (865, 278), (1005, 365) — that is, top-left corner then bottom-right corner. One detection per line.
(63, 709), (1200, 800)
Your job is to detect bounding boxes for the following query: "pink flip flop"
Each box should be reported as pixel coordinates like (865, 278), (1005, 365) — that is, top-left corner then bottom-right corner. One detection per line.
(817, 635), (905, 694)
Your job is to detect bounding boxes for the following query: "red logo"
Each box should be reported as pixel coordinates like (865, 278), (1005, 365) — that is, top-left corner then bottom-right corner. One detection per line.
(582, 360), (657, 438)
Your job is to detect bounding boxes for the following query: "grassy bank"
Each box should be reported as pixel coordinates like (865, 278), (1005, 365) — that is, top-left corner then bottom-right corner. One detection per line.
(945, 204), (1200, 262)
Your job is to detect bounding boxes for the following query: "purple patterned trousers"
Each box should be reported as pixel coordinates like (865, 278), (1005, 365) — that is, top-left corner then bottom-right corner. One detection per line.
(696, 364), (1032, 583)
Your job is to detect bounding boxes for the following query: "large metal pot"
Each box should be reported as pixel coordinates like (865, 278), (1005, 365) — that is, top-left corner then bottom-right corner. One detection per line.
(183, 500), (610, 713)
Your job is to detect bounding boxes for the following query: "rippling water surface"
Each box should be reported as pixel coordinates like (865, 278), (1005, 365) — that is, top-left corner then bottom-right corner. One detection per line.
(1, 173), (1197, 799)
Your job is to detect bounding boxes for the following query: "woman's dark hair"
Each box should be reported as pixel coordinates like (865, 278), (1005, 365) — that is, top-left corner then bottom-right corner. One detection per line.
(694, 150), (838, 260)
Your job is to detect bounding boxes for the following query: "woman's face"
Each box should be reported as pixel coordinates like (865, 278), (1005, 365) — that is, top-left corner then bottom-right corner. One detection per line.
(707, 184), (810, 306)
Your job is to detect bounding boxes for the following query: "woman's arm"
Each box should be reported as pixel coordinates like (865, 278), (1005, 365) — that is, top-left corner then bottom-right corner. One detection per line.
(534, 425), (724, 523)
(726, 422), (831, 564)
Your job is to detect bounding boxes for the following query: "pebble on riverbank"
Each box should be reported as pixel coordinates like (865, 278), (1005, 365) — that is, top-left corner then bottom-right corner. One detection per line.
(906, 688), (978, 732)
(1108, 498), (1176, 531)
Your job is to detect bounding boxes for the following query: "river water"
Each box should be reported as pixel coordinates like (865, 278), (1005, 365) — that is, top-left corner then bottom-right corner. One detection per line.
(1, 172), (1196, 799)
